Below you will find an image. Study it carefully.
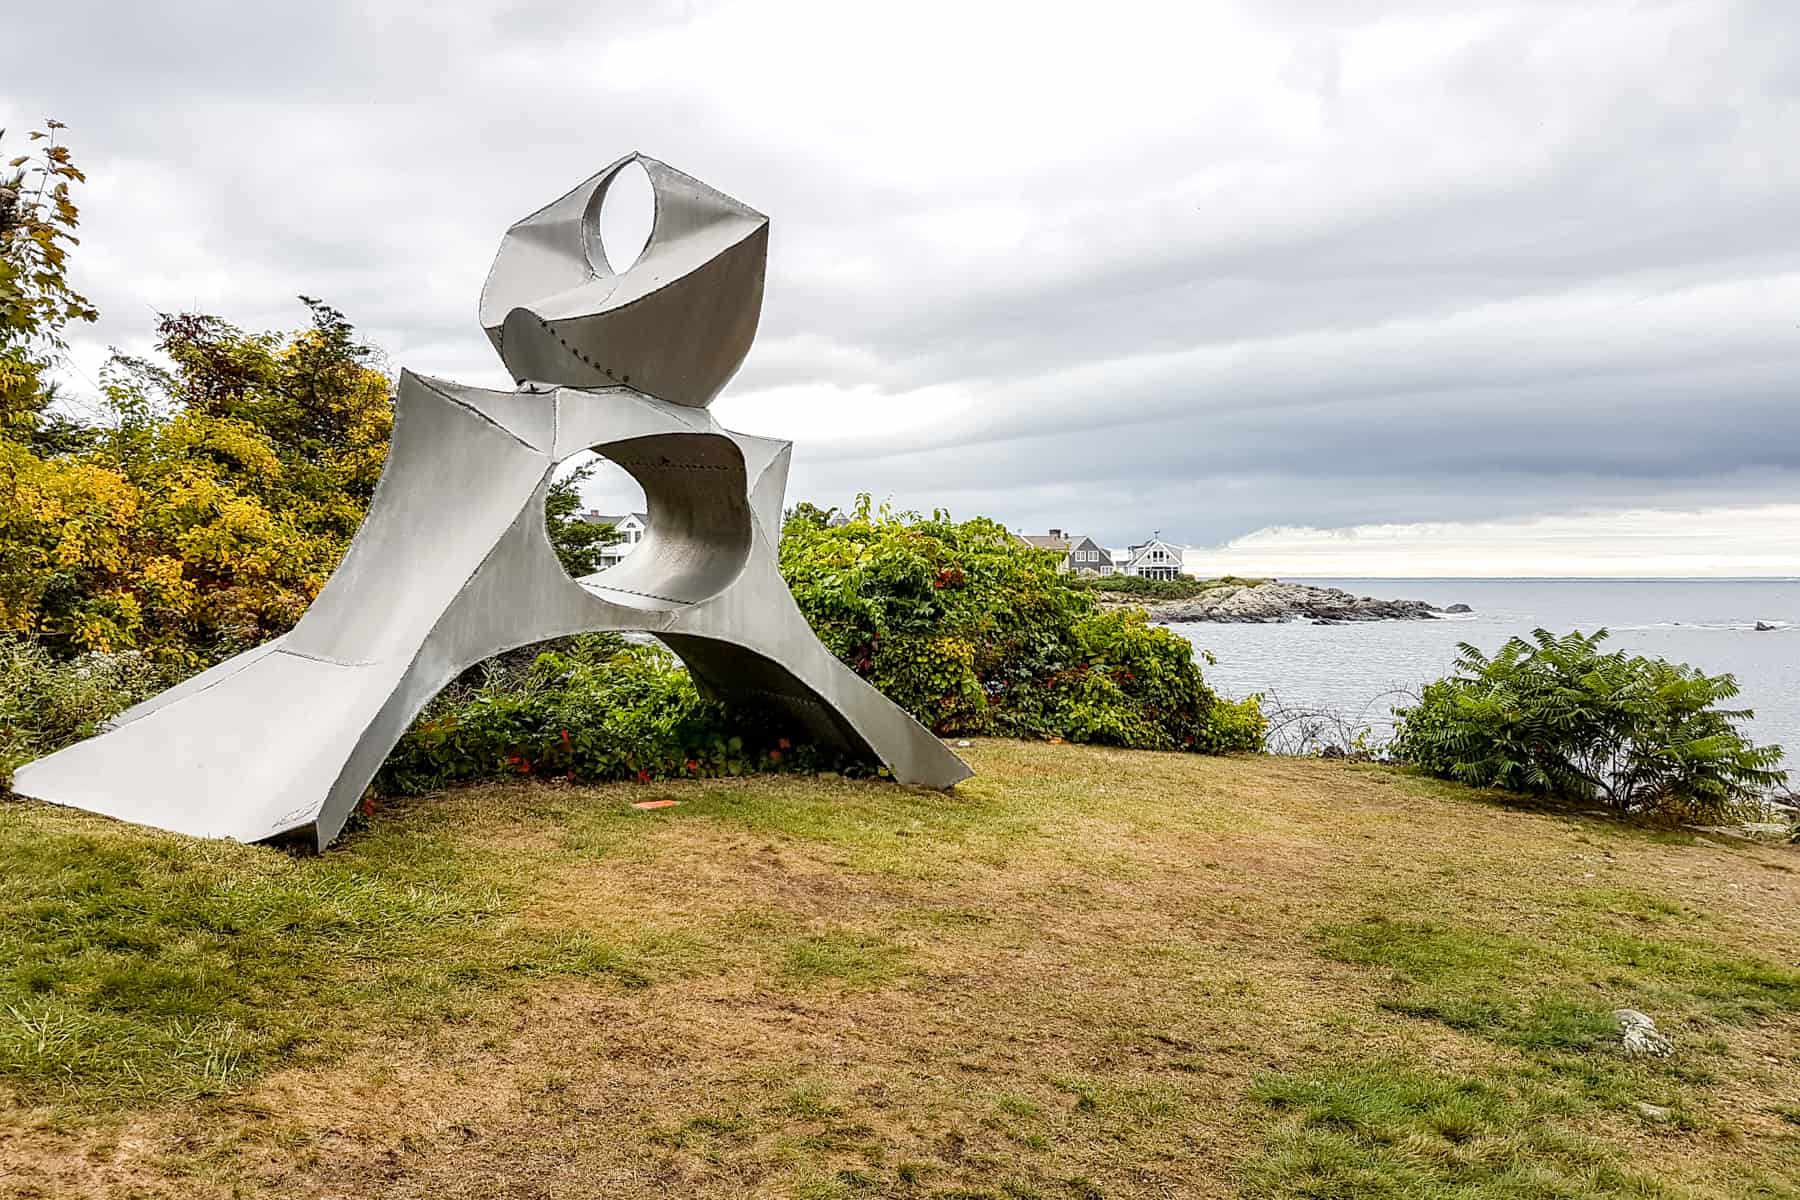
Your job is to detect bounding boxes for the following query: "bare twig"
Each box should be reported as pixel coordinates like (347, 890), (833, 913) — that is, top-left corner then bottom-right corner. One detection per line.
(1256, 685), (1420, 758)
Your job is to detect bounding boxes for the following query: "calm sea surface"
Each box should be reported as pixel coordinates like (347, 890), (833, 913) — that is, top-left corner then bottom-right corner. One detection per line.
(1168, 579), (1800, 765)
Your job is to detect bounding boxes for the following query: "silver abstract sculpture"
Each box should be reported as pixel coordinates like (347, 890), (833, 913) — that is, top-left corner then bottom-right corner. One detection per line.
(14, 153), (971, 850)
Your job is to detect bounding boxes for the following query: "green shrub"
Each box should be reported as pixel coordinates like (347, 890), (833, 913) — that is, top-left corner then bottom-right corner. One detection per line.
(1391, 629), (1786, 823)
(1051, 608), (1264, 751)
(8, 501), (1266, 799)
(1069, 573), (1267, 601)
(380, 594), (1266, 796)
(1, 638), (183, 790)
(376, 634), (839, 794)
(779, 497), (1263, 753)
(1196, 692), (1272, 755)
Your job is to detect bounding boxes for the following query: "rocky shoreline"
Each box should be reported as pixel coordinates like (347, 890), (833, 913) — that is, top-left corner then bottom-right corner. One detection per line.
(1106, 581), (1471, 624)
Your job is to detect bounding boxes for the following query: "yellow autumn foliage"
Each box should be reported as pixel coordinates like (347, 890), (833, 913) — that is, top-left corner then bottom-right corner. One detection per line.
(0, 301), (391, 662)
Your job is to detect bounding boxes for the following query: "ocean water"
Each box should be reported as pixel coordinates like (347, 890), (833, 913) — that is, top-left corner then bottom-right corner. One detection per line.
(1168, 579), (1800, 764)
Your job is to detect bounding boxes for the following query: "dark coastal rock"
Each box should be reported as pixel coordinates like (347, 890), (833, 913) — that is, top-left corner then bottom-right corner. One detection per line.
(1138, 581), (1464, 625)
(1442, 603), (1473, 614)
(1754, 621), (1777, 632)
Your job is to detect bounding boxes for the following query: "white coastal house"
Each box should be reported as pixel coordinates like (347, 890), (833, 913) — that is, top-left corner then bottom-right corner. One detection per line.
(1017, 527), (1189, 580)
(1120, 533), (1185, 580)
(579, 510), (649, 570)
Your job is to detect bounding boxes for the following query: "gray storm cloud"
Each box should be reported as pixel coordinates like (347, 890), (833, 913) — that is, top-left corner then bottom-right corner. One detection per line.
(3, 0), (1796, 557)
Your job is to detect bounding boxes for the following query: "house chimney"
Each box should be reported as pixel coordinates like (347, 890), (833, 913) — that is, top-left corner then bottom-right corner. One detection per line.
(1048, 528), (1062, 539)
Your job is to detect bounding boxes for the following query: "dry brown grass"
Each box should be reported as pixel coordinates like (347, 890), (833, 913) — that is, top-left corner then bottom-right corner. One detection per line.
(3, 741), (1798, 1198)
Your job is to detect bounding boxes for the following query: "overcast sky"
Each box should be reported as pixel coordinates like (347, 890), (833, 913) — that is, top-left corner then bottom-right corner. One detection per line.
(6, 0), (1797, 575)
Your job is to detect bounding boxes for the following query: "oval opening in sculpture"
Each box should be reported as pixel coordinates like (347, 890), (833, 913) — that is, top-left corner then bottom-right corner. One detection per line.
(565, 431), (752, 611)
(591, 158), (655, 276)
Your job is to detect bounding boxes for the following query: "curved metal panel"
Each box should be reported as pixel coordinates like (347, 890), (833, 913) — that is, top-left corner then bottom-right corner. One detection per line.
(283, 371), (551, 664)
(590, 431), (752, 607)
(481, 154), (767, 407)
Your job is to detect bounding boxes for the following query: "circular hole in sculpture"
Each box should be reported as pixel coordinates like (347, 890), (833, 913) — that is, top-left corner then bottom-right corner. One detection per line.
(593, 158), (654, 275)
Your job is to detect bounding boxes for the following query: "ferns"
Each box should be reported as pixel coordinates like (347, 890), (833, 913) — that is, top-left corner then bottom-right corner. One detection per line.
(1391, 629), (1786, 823)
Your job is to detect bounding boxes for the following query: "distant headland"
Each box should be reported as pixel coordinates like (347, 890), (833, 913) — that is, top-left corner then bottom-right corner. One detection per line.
(1014, 529), (1470, 623)
(1088, 578), (1471, 624)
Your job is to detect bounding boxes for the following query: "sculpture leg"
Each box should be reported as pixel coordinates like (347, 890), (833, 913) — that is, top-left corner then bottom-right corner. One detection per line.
(9, 374), (559, 843)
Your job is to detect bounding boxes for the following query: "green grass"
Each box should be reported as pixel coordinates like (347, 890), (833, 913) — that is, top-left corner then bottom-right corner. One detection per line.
(2, 743), (1798, 1199)
(0, 805), (512, 1104)
(1247, 1064), (1680, 1199)
(1310, 910), (1800, 1125)
(0, 800), (730, 1106)
(780, 930), (911, 988)
(1318, 913), (1800, 1051)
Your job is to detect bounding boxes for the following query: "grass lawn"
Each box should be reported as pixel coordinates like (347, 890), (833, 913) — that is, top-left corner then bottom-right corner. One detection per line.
(2, 740), (1798, 1198)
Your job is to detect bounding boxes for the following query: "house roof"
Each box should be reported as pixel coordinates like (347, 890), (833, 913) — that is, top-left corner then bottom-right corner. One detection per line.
(1018, 531), (1104, 554)
(580, 511), (648, 527)
(1125, 536), (1184, 567)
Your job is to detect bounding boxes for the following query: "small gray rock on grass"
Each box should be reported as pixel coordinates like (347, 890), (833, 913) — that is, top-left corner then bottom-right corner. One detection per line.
(1615, 1009), (1673, 1057)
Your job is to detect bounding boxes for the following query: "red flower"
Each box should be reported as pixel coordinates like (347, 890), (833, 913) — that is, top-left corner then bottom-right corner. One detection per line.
(560, 728), (571, 748)
(636, 768), (653, 784)
(685, 759), (699, 772)
(768, 749), (782, 763)
(777, 737), (791, 750)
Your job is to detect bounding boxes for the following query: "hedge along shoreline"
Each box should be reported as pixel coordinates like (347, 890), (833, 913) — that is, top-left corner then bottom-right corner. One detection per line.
(3, 500), (1266, 798)
(377, 500), (1265, 794)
